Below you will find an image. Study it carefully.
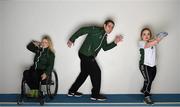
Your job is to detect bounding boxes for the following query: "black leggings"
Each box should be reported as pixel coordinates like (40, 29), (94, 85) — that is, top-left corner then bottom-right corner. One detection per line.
(139, 64), (156, 97)
(69, 52), (101, 97)
(23, 67), (44, 89)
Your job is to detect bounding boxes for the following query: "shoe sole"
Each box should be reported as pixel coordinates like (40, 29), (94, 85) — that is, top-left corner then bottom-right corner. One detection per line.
(67, 94), (73, 97)
(144, 101), (154, 105)
(90, 97), (106, 101)
(67, 94), (82, 97)
(74, 95), (82, 97)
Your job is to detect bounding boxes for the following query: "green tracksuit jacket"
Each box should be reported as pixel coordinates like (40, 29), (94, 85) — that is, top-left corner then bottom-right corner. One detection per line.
(69, 26), (117, 57)
(27, 41), (55, 75)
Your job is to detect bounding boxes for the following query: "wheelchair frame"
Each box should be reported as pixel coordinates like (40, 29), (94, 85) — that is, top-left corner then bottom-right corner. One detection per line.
(17, 70), (58, 105)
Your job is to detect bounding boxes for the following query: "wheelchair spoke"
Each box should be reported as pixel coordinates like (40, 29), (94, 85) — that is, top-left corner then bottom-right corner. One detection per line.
(46, 70), (58, 98)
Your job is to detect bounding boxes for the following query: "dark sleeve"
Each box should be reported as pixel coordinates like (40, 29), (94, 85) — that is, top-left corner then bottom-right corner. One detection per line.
(45, 52), (55, 75)
(26, 41), (39, 53)
(69, 26), (93, 42)
(102, 37), (117, 51)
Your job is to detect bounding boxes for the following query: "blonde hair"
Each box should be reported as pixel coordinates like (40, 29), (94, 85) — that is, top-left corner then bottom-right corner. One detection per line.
(41, 34), (55, 53)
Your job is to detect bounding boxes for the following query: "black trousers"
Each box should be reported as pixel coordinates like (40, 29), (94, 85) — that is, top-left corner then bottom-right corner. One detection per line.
(69, 52), (101, 97)
(139, 64), (156, 97)
(23, 67), (44, 89)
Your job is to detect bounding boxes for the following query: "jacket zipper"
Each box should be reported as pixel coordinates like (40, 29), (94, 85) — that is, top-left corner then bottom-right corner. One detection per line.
(35, 48), (44, 70)
(95, 33), (106, 51)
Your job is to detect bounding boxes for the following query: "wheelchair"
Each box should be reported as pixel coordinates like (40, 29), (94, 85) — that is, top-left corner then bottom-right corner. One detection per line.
(17, 69), (58, 105)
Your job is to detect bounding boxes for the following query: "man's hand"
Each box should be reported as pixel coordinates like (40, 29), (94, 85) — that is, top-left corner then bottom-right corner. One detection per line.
(114, 35), (123, 44)
(41, 73), (47, 80)
(67, 40), (74, 48)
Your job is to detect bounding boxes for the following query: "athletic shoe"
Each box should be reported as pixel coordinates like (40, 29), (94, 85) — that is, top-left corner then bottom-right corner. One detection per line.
(27, 89), (39, 98)
(144, 96), (154, 105)
(67, 91), (83, 97)
(90, 94), (107, 101)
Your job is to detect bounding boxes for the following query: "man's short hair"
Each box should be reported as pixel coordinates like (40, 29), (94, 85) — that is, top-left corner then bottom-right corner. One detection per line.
(104, 19), (115, 25)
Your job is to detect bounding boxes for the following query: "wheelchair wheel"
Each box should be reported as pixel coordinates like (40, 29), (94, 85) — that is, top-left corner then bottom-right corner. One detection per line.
(39, 91), (45, 105)
(17, 79), (26, 105)
(17, 97), (23, 105)
(46, 70), (58, 98)
(40, 99), (44, 105)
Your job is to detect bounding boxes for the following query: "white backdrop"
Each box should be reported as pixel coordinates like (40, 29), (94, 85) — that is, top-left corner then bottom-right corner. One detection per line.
(0, 0), (179, 94)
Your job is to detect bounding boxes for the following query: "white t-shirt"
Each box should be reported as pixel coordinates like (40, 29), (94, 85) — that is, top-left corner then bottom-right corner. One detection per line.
(139, 41), (156, 67)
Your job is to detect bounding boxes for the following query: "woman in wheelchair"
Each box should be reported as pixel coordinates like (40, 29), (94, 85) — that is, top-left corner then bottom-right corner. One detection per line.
(23, 35), (55, 98)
